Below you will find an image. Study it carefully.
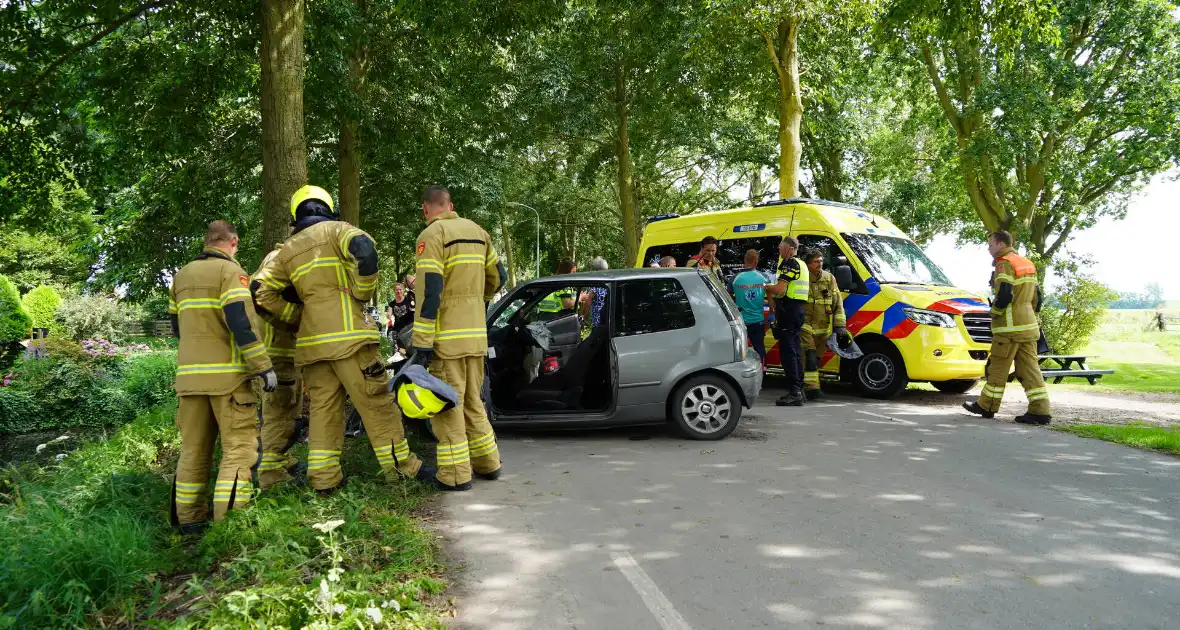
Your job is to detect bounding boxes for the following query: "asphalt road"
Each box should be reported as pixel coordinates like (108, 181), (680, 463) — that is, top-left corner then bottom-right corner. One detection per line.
(440, 386), (1180, 629)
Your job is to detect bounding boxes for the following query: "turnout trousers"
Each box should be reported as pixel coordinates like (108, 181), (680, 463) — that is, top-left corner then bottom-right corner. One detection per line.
(800, 329), (831, 392)
(977, 336), (1051, 415)
(302, 344), (423, 490)
(428, 356), (501, 487)
(172, 383), (259, 526)
(257, 360), (301, 490)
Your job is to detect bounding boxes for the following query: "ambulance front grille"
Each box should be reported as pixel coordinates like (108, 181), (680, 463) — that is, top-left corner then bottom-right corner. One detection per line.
(961, 312), (992, 344)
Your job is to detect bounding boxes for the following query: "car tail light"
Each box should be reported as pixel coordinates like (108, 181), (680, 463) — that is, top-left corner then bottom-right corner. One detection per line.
(730, 321), (747, 362)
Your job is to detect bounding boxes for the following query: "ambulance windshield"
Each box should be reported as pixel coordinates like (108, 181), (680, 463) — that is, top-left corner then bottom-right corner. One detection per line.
(842, 233), (953, 286)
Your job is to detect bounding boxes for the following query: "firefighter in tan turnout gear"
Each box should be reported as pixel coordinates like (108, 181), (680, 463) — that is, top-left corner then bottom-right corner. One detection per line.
(253, 185), (432, 494)
(169, 221), (277, 534)
(963, 230), (1052, 425)
(254, 246), (303, 490)
(406, 185), (507, 491)
(800, 248), (847, 400)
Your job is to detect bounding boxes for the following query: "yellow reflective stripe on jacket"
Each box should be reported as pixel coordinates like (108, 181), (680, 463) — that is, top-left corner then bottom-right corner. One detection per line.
(417, 257), (443, 273)
(436, 328), (486, 341)
(413, 320), (436, 334)
(295, 329), (381, 348)
(177, 298), (221, 311)
(291, 257), (343, 282)
(354, 276), (377, 290)
(485, 253), (499, 268)
(176, 363), (247, 375)
(241, 344), (267, 359)
(334, 263), (352, 332)
(167, 297), (178, 314)
(445, 254), (486, 268)
(257, 274), (286, 290)
(280, 302), (298, 323)
(992, 322), (1040, 333)
(219, 288), (252, 306)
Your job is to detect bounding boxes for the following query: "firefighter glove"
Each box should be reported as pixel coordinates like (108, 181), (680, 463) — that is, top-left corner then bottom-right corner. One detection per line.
(408, 347), (434, 368)
(835, 326), (849, 340)
(259, 368), (278, 392)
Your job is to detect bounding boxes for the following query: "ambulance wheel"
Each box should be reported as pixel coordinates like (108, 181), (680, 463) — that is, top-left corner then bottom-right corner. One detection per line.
(932, 379), (978, 394)
(853, 340), (908, 399)
(668, 374), (741, 440)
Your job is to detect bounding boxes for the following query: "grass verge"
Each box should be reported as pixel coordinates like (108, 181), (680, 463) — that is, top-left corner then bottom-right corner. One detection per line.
(1054, 423), (1180, 456)
(0, 405), (445, 629)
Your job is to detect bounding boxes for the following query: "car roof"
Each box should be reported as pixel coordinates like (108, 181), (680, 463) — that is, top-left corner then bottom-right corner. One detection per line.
(517, 268), (706, 285)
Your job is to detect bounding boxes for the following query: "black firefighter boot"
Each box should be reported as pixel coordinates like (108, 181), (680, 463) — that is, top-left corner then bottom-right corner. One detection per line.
(805, 388), (823, 401)
(962, 401), (995, 419)
(1014, 413), (1052, 426)
(776, 388), (805, 407)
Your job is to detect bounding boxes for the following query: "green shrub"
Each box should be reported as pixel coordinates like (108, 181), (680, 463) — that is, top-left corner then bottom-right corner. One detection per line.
(20, 285), (62, 332)
(0, 275), (31, 367)
(120, 351), (177, 412)
(1040, 273), (1119, 354)
(56, 294), (130, 343)
(0, 339), (135, 434)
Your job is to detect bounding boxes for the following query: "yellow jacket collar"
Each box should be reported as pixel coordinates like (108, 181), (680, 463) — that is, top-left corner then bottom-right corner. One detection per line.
(427, 210), (459, 226)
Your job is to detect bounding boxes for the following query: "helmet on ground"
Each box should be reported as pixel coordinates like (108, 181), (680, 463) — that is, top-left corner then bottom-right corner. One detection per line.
(289, 185), (335, 220)
(389, 364), (459, 419)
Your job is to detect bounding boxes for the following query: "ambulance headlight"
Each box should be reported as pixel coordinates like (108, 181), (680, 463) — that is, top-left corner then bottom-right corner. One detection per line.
(903, 307), (956, 328)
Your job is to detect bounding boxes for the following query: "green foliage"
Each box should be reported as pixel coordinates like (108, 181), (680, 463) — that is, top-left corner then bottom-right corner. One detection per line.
(1108, 282), (1165, 310)
(56, 294), (130, 343)
(19, 285), (62, 332)
(120, 351), (178, 411)
(0, 275), (31, 366)
(0, 404), (444, 628)
(1040, 273), (1119, 354)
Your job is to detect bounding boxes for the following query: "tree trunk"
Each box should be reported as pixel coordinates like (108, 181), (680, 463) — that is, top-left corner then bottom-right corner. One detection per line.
(615, 61), (638, 266)
(338, 119), (361, 225)
(749, 167), (765, 204)
(777, 18), (802, 199)
(337, 0), (369, 227)
(500, 215), (516, 288)
(260, 0), (307, 250)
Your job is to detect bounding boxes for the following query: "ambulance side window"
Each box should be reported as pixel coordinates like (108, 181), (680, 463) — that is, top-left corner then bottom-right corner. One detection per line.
(641, 244), (699, 268)
(797, 234), (865, 293)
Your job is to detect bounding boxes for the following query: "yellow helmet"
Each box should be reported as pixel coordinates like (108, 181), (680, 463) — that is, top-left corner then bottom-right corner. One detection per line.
(397, 382), (450, 419)
(289, 185), (334, 219)
(390, 364), (459, 419)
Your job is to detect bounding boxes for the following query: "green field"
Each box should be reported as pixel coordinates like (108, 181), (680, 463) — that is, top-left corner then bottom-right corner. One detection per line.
(1068, 310), (1180, 395)
(1054, 423), (1180, 456)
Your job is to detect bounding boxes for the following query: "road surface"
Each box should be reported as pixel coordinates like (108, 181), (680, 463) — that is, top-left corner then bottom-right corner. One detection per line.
(440, 387), (1180, 629)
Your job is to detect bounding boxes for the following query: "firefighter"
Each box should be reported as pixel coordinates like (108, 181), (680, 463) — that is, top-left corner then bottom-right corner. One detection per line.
(765, 236), (809, 406)
(169, 220), (277, 534)
(963, 230), (1052, 425)
(800, 247), (847, 400)
(253, 185), (431, 494)
(254, 245), (304, 490)
(685, 236), (723, 283)
(407, 185), (507, 491)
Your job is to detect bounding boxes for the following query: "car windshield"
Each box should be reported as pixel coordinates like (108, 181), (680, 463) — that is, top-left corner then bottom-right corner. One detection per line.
(842, 233), (953, 286)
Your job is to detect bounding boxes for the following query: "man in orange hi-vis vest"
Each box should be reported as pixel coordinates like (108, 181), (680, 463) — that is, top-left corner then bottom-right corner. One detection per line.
(963, 230), (1051, 425)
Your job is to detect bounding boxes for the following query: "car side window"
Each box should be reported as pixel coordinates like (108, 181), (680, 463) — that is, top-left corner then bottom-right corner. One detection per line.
(616, 278), (695, 336)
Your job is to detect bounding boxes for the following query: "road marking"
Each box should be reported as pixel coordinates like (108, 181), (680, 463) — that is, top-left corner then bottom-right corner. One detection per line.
(856, 410), (917, 425)
(610, 552), (693, 630)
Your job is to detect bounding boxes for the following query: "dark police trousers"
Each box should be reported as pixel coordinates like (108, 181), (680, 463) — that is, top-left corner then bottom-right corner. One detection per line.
(776, 302), (805, 392)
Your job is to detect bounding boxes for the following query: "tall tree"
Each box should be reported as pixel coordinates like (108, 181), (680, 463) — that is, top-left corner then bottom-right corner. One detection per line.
(886, 0), (1180, 264)
(260, 0), (307, 249)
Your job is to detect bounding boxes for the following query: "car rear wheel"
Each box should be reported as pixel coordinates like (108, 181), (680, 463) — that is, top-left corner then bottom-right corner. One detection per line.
(853, 340), (909, 399)
(932, 379), (978, 394)
(668, 374), (741, 440)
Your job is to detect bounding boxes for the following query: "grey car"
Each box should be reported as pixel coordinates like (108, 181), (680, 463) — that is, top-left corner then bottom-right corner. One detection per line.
(484, 268), (763, 440)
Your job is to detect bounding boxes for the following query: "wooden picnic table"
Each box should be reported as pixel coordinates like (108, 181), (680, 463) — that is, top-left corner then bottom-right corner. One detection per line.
(1008, 355), (1113, 385)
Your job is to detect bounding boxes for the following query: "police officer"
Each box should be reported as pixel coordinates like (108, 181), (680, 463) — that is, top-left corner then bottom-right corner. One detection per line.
(765, 236), (809, 406)
(963, 230), (1051, 425)
(801, 247), (847, 400)
(169, 220), (277, 534)
(253, 185), (430, 493)
(536, 260), (576, 320)
(254, 245), (303, 490)
(407, 185), (507, 491)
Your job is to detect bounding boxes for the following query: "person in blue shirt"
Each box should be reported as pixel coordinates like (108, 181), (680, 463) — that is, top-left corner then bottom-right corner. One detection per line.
(729, 249), (770, 368)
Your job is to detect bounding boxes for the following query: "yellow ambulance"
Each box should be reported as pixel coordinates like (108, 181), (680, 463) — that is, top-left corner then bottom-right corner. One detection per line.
(636, 198), (991, 398)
